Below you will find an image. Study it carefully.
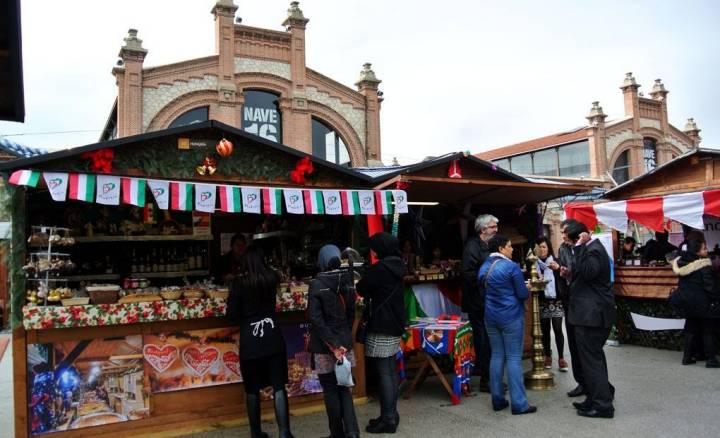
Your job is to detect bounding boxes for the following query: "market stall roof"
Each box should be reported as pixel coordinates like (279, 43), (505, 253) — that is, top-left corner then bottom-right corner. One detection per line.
(0, 0), (24, 122)
(0, 137), (47, 159)
(0, 120), (373, 186)
(362, 152), (589, 205)
(602, 147), (720, 200)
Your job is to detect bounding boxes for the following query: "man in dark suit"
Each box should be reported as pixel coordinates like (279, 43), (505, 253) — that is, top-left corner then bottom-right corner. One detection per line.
(565, 220), (616, 418)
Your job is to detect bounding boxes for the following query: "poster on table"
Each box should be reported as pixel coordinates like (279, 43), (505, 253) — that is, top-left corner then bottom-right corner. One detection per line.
(143, 327), (242, 393)
(281, 323), (322, 397)
(26, 335), (148, 435)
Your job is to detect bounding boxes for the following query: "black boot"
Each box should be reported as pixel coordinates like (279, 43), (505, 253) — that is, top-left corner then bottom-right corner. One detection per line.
(320, 384), (344, 438)
(338, 386), (359, 437)
(273, 389), (294, 438)
(682, 332), (697, 365)
(246, 393), (268, 438)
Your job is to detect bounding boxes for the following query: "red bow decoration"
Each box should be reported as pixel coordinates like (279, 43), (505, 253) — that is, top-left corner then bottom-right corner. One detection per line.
(395, 181), (410, 190)
(81, 148), (114, 173)
(290, 156), (315, 184)
(448, 159), (462, 179)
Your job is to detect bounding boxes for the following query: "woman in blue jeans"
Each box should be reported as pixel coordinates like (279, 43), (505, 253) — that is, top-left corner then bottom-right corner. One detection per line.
(477, 234), (536, 415)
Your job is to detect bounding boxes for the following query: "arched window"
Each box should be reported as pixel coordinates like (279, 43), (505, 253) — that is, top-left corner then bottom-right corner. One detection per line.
(241, 90), (282, 143)
(312, 118), (350, 166)
(168, 106), (208, 128)
(612, 150), (630, 184)
(643, 137), (657, 172)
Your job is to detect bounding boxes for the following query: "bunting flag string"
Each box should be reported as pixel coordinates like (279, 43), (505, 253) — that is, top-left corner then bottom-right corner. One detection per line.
(5, 170), (410, 216)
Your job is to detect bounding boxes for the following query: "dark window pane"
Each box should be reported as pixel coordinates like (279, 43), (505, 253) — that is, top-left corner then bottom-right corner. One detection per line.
(510, 154), (532, 175)
(168, 107), (208, 128)
(612, 150), (630, 184)
(242, 90), (282, 142)
(312, 118), (351, 166)
(643, 138), (657, 172)
(532, 148), (558, 176)
(558, 140), (590, 177)
(494, 158), (510, 170)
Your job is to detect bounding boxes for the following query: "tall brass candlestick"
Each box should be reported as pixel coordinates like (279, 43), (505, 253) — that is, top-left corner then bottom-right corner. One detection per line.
(524, 248), (555, 390)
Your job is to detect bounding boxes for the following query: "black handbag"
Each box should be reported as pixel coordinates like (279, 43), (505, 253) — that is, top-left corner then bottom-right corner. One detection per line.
(355, 306), (370, 344)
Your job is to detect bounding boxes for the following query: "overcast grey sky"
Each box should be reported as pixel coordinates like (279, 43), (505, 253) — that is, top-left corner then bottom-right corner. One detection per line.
(1, 0), (718, 163)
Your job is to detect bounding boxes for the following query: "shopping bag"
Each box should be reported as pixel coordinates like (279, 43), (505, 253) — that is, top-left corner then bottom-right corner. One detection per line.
(335, 356), (355, 387)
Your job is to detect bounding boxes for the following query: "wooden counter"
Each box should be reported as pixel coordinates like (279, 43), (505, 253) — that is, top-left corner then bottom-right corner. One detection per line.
(614, 265), (678, 299)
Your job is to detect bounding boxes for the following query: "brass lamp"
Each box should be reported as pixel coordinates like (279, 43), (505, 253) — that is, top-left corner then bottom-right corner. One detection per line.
(524, 247), (555, 390)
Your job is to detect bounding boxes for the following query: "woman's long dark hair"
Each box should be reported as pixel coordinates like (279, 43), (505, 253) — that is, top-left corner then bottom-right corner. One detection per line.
(680, 238), (704, 263)
(233, 245), (278, 315)
(536, 236), (555, 260)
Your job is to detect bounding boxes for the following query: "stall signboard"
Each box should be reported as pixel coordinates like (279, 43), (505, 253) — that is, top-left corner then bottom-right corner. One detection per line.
(703, 216), (720, 252)
(27, 335), (149, 435)
(281, 323), (322, 397)
(143, 327), (242, 393)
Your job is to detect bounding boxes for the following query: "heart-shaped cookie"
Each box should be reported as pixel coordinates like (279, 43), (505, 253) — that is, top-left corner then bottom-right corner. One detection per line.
(143, 344), (179, 373)
(181, 346), (220, 376)
(222, 350), (241, 378)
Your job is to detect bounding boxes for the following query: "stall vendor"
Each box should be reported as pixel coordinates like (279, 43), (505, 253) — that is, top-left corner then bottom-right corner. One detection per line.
(642, 231), (677, 264)
(216, 233), (248, 284)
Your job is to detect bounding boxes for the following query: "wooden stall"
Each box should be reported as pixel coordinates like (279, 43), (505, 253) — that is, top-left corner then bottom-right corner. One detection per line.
(567, 148), (720, 349)
(0, 121), (410, 438)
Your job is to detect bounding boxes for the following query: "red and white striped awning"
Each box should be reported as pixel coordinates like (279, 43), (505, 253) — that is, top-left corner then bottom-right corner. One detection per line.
(564, 189), (720, 232)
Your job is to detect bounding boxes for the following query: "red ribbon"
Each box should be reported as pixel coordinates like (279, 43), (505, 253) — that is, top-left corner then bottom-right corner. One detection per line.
(81, 148), (114, 173)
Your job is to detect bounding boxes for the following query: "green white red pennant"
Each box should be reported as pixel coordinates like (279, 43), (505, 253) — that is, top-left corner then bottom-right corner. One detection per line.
(122, 177), (146, 207)
(262, 187), (283, 215)
(68, 173), (96, 202)
(219, 185), (242, 213)
(375, 190), (393, 215)
(8, 169), (40, 187)
(170, 181), (193, 211)
(303, 189), (324, 214)
(341, 191), (361, 215)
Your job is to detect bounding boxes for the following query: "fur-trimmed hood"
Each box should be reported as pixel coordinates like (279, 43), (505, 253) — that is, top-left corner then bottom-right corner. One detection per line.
(671, 257), (712, 276)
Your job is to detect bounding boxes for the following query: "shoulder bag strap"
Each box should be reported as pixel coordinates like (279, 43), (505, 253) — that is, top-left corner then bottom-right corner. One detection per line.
(484, 259), (501, 290)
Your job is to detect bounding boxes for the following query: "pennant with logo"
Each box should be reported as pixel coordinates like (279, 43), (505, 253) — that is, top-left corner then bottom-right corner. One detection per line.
(96, 175), (121, 205)
(121, 178), (146, 207)
(43, 172), (68, 201)
(195, 184), (217, 213)
(8, 169), (40, 187)
(341, 190), (360, 215)
(241, 187), (261, 214)
(218, 185), (242, 213)
(358, 190), (376, 215)
(262, 188), (283, 215)
(148, 179), (170, 210)
(392, 190), (409, 214)
(283, 189), (304, 214)
(303, 189), (324, 214)
(322, 190), (342, 215)
(170, 181), (193, 211)
(68, 173), (96, 202)
(375, 190), (394, 215)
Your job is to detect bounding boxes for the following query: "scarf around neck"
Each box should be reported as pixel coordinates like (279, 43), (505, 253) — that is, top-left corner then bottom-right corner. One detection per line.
(537, 255), (557, 299)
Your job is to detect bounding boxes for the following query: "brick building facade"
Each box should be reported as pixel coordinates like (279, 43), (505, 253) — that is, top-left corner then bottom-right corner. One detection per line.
(477, 73), (702, 186)
(106, 1), (384, 167)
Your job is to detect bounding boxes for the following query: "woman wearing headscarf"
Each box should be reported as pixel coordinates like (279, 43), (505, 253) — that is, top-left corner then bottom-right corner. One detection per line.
(478, 234), (536, 415)
(308, 245), (359, 438)
(671, 238), (720, 367)
(356, 232), (407, 434)
(227, 245), (294, 438)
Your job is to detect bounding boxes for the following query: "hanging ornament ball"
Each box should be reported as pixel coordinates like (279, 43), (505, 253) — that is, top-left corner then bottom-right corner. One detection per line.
(216, 138), (234, 157)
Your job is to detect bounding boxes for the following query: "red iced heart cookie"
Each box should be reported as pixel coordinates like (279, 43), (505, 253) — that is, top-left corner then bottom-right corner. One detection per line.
(222, 350), (241, 378)
(182, 346), (220, 376)
(143, 344), (179, 373)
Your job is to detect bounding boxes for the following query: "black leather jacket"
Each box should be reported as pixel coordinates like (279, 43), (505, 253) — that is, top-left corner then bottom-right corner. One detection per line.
(308, 270), (356, 354)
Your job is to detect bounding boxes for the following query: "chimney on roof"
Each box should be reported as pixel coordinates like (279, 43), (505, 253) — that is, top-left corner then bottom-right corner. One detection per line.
(586, 101), (607, 127)
(684, 118), (702, 148)
(620, 72), (640, 119)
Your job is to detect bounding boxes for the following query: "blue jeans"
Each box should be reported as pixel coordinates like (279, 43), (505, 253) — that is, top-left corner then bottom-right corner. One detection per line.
(485, 317), (530, 412)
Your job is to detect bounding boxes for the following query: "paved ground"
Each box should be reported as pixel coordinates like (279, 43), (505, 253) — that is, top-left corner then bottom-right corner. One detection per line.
(188, 343), (720, 438)
(3, 332), (720, 438)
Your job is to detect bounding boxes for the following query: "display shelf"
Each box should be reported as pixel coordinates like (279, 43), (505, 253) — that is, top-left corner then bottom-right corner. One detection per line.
(72, 234), (213, 243)
(63, 270), (210, 281)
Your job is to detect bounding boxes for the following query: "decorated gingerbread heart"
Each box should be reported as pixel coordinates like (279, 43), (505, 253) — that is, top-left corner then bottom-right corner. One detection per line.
(143, 344), (179, 373)
(181, 346), (220, 376)
(222, 350), (241, 378)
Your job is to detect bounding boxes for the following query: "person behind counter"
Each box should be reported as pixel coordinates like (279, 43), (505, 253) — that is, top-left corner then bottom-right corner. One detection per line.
(642, 231), (677, 265)
(227, 245), (294, 438)
(670, 239), (720, 368)
(536, 237), (569, 372)
(478, 234), (535, 415)
(308, 245), (360, 438)
(621, 236), (636, 259)
(356, 232), (407, 434)
(216, 233), (247, 285)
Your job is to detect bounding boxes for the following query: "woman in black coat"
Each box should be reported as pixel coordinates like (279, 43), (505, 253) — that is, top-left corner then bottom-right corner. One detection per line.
(671, 239), (720, 367)
(356, 232), (407, 434)
(227, 245), (294, 438)
(308, 245), (359, 438)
